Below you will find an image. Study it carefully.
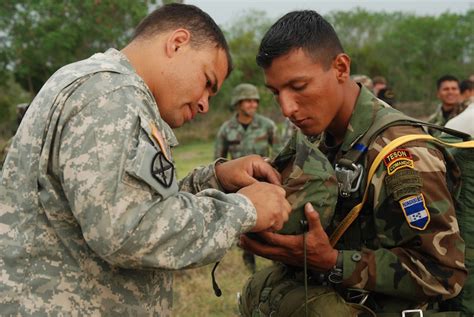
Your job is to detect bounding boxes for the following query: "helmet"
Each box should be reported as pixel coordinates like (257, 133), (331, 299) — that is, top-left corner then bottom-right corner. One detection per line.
(230, 83), (259, 109)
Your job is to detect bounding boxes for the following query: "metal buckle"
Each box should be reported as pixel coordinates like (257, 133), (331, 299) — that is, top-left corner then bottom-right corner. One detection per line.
(401, 309), (423, 317)
(335, 163), (364, 197)
(345, 288), (370, 305)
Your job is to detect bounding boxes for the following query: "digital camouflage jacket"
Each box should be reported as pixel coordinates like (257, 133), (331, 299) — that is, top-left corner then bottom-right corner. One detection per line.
(0, 49), (257, 316)
(323, 87), (466, 312)
(214, 113), (276, 159)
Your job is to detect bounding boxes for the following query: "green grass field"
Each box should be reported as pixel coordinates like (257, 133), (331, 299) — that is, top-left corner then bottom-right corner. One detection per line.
(172, 140), (271, 317)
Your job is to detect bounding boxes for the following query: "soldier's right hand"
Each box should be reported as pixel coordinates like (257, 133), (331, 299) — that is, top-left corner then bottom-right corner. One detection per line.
(238, 182), (291, 232)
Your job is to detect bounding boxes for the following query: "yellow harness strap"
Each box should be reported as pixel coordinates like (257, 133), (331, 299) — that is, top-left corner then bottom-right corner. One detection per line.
(329, 134), (474, 247)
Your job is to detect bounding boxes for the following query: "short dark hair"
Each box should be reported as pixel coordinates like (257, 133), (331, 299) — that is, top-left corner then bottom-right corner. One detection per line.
(133, 3), (232, 76)
(372, 76), (387, 85)
(256, 10), (344, 69)
(460, 79), (474, 94)
(436, 75), (459, 90)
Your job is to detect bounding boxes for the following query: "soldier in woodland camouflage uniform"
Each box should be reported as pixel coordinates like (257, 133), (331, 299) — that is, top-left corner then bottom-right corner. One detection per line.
(241, 10), (466, 315)
(0, 4), (292, 316)
(272, 131), (338, 235)
(214, 83), (277, 160)
(215, 83), (277, 272)
(428, 75), (464, 136)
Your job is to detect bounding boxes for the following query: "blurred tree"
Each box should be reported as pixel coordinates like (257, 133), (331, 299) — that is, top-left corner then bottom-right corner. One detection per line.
(0, 75), (30, 137)
(327, 9), (474, 103)
(327, 9), (398, 78)
(0, 0), (152, 96)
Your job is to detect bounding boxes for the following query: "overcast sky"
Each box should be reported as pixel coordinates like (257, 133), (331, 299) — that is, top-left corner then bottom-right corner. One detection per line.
(186, 0), (473, 26)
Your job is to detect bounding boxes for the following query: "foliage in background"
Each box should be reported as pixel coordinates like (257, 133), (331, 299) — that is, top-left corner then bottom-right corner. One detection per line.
(0, 0), (151, 96)
(0, 76), (30, 137)
(328, 9), (474, 102)
(0, 4), (473, 142)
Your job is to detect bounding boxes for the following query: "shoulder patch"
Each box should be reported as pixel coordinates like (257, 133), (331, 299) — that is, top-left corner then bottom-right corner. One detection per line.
(399, 194), (430, 230)
(383, 148), (414, 175)
(149, 121), (175, 188)
(151, 152), (175, 188)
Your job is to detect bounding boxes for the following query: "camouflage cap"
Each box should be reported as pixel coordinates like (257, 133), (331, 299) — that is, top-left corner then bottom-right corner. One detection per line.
(230, 83), (259, 109)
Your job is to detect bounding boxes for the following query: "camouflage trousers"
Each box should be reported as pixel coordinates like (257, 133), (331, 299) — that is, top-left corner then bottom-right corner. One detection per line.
(238, 264), (463, 317)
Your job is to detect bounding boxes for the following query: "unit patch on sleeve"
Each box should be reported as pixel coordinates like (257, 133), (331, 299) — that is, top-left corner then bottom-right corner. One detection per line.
(383, 148), (414, 175)
(399, 194), (430, 230)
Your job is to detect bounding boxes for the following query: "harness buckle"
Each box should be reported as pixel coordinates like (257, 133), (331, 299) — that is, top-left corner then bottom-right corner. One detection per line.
(345, 288), (370, 305)
(335, 163), (364, 197)
(401, 309), (423, 317)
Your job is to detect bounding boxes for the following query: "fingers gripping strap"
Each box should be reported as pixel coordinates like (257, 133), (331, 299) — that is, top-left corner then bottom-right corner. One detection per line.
(329, 134), (474, 247)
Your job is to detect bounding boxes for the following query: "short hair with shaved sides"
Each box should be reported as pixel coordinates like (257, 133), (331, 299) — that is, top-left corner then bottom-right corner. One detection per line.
(256, 10), (344, 70)
(133, 3), (232, 76)
(436, 75), (459, 90)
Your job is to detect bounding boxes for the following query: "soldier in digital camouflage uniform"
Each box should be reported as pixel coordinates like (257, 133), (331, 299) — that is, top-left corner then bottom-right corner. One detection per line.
(0, 4), (292, 316)
(427, 75), (464, 136)
(241, 10), (466, 315)
(215, 83), (277, 272)
(214, 83), (277, 160)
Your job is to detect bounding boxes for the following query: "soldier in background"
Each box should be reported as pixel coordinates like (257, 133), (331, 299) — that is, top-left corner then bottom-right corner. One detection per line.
(459, 79), (474, 106)
(427, 75), (463, 136)
(215, 83), (277, 272)
(445, 79), (474, 136)
(0, 103), (29, 170)
(372, 75), (387, 97)
(352, 74), (373, 91)
(215, 83), (277, 160)
(372, 75), (396, 106)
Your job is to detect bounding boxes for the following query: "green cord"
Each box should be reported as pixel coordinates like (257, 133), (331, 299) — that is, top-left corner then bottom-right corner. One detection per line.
(303, 221), (308, 317)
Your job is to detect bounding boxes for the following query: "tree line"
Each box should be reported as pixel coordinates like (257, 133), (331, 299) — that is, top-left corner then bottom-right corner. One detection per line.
(0, 1), (472, 137)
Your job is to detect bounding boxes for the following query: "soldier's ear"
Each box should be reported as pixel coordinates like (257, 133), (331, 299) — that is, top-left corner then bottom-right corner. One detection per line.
(333, 53), (351, 83)
(165, 29), (191, 58)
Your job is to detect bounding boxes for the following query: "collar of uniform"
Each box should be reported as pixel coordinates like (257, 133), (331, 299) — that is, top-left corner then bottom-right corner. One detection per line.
(339, 85), (380, 152)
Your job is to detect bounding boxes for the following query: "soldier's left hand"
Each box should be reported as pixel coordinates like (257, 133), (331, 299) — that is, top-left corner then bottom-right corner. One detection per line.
(240, 202), (338, 271)
(215, 154), (281, 192)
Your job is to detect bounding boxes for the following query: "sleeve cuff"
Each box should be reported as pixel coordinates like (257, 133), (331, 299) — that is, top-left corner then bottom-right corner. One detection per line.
(211, 157), (228, 192)
(227, 192), (257, 232)
(342, 250), (363, 281)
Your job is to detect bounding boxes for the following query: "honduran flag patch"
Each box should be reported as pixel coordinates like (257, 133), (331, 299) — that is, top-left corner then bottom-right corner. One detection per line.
(399, 194), (430, 230)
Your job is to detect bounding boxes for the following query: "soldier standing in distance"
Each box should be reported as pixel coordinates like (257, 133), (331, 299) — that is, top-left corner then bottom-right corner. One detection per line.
(459, 79), (474, 107)
(215, 83), (277, 272)
(240, 10), (466, 314)
(0, 4), (292, 316)
(427, 75), (463, 136)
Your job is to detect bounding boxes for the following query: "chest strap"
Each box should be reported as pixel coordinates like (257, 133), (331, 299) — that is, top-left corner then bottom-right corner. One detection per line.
(329, 134), (474, 247)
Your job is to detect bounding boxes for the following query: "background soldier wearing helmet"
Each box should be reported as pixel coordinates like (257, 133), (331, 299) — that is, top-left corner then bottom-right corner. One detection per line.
(215, 83), (277, 160)
(215, 83), (277, 272)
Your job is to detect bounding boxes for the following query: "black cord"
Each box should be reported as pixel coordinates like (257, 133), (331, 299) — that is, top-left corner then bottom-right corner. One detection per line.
(211, 261), (222, 297)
